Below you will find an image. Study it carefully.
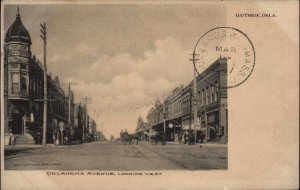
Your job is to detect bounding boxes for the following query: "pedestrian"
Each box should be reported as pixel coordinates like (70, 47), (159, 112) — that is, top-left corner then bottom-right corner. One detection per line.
(189, 130), (195, 145)
(161, 131), (166, 145)
(154, 130), (158, 145)
(120, 130), (124, 144)
(184, 132), (188, 144)
(178, 132), (182, 144)
(37, 131), (41, 144)
(199, 130), (205, 143)
(11, 136), (16, 147)
(63, 130), (68, 144)
(188, 130), (194, 145)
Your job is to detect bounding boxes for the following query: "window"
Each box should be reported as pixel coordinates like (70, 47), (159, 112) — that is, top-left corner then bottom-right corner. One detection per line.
(206, 87), (210, 104)
(199, 91), (202, 105)
(20, 63), (27, 70)
(12, 83), (19, 94)
(211, 84), (214, 103)
(215, 82), (219, 102)
(202, 89), (205, 105)
(12, 73), (19, 94)
(20, 75), (27, 93)
(12, 73), (18, 83)
(11, 64), (18, 69)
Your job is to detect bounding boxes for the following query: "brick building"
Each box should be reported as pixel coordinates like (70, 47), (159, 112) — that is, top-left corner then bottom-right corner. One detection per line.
(3, 8), (65, 144)
(144, 58), (228, 144)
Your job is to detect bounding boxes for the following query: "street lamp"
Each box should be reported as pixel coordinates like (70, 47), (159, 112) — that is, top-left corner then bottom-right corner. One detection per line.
(168, 123), (174, 141)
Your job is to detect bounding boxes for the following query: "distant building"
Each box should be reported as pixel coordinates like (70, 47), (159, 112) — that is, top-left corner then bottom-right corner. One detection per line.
(95, 131), (105, 141)
(135, 116), (150, 141)
(65, 86), (75, 142)
(164, 86), (184, 141)
(87, 117), (96, 142)
(73, 103), (84, 142)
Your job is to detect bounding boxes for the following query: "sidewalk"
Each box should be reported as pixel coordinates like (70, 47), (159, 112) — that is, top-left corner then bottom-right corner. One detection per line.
(4, 144), (43, 157)
(5, 144), (42, 149)
(4, 141), (96, 150)
(137, 140), (227, 147)
(166, 141), (227, 147)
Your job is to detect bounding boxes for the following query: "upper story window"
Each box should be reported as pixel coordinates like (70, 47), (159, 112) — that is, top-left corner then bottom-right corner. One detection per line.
(215, 81), (219, 102)
(20, 63), (27, 70)
(11, 73), (19, 94)
(198, 90), (201, 105)
(206, 87), (210, 104)
(211, 84), (214, 104)
(11, 63), (19, 69)
(20, 74), (27, 94)
(202, 89), (205, 105)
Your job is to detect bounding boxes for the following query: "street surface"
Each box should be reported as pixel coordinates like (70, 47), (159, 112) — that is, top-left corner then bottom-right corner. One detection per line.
(4, 141), (227, 170)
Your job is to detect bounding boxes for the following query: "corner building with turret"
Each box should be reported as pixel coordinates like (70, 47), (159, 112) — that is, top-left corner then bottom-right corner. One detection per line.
(3, 8), (65, 145)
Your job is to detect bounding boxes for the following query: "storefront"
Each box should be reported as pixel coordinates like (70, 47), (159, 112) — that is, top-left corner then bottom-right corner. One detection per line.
(181, 115), (191, 131)
(206, 110), (221, 141)
(165, 118), (181, 142)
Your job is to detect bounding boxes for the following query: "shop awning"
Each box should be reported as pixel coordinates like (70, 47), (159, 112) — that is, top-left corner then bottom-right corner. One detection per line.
(182, 123), (190, 130)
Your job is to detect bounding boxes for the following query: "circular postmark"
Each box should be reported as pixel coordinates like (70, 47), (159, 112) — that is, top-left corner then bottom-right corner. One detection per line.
(193, 27), (255, 88)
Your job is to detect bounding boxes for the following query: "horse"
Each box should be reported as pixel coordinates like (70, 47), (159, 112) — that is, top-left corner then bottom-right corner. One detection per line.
(122, 133), (139, 145)
(149, 132), (166, 145)
(130, 134), (139, 145)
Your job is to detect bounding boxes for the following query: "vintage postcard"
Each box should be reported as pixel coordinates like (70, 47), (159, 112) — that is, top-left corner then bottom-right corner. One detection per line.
(1, 0), (299, 189)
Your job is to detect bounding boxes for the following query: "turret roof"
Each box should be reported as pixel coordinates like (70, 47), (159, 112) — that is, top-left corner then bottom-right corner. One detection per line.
(5, 6), (31, 44)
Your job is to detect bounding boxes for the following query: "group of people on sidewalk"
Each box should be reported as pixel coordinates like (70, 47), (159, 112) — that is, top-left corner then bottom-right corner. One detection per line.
(150, 130), (166, 145)
(179, 130), (196, 145)
(117, 128), (207, 146)
(149, 130), (204, 146)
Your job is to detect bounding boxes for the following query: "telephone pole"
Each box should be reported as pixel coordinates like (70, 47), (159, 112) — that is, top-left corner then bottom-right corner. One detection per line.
(40, 22), (47, 146)
(190, 51), (199, 143)
(81, 97), (92, 143)
(68, 83), (71, 125)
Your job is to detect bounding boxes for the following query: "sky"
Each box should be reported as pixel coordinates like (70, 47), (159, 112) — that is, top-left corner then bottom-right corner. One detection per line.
(3, 3), (226, 138)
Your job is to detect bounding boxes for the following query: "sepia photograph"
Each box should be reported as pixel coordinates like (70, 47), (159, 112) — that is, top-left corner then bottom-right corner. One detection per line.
(1, 1), (298, 190)
(2, 3), (229, 171)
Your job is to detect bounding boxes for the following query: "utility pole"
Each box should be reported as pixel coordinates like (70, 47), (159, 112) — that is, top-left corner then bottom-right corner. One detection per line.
(190, 51), (199, 143)
(68, 83), (71, 125)
(81, 97), (92, 143)
(163, 106), (166, 145)
(40, 22), (47, 146)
